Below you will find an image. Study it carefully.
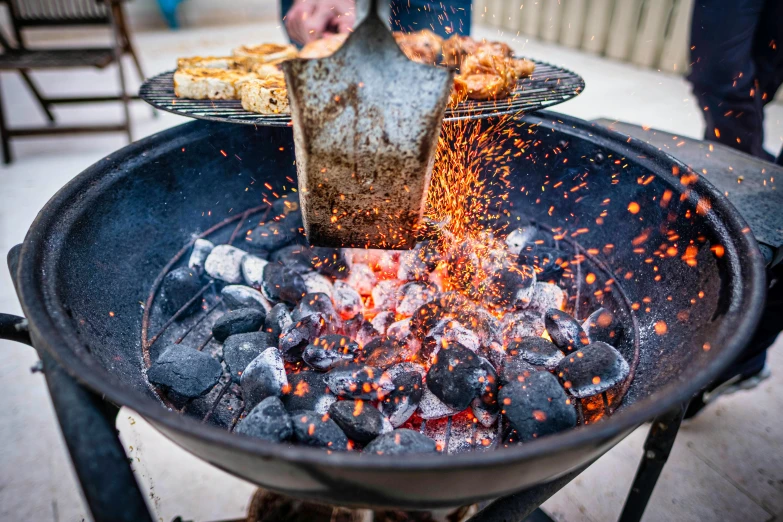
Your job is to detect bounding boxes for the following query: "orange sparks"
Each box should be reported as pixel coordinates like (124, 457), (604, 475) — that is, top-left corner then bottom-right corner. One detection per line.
(654, 320), (668, 335)
(710, 245), (725, 257)
(585, 273), (596, 284)
(628, 201), (640, 214)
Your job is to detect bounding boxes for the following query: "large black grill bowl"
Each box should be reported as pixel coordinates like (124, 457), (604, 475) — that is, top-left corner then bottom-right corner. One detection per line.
(9, 113), (765, 508)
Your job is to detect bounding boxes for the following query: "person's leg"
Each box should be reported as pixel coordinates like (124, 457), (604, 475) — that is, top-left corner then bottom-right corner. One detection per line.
(390, 0), (473, 38)
(688, 0), (768, 159)
(753, 0), (783, 162)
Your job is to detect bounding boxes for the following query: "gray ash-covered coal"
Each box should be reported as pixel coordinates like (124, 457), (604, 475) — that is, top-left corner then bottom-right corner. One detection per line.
(146, 195), (632, 456)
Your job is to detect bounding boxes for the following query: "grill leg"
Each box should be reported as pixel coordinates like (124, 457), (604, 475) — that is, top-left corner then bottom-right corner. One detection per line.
(617, 404), (687, 522)
(19, 70), (55, 123)
(0, 75), (12, 164)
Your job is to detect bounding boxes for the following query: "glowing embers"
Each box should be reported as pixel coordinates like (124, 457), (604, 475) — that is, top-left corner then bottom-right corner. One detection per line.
(145, 191), (633, 454)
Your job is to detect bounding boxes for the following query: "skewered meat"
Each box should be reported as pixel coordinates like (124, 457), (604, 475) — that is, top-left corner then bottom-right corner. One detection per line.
(299, 32), (349, 59)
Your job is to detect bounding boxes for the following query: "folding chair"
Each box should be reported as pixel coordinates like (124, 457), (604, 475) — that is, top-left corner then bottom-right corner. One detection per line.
(0, 0), (147, 164)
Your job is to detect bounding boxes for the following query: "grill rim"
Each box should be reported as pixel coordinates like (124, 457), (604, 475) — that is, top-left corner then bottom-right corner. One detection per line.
(13, 112), (766, 473)
(139, 60), (585, 125)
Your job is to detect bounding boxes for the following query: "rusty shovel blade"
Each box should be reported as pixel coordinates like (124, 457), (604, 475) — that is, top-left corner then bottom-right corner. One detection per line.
(282, 0), (454, 249)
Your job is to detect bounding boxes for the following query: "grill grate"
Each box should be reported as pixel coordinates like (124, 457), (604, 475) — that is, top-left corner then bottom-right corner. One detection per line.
(139, 60), (584, 126)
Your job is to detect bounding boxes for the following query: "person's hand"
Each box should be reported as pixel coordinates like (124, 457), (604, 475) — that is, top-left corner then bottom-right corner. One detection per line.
(285, 0), (356, 45)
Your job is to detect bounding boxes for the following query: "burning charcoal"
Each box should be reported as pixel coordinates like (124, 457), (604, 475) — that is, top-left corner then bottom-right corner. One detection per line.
(461, 307), (502, 346)
(282, 371), (336, 414)
(355, 320), (380, 348)
(418, 382), (461, 420)
(424, 411), (495, 454)
(501, 310), (546, 344)
(303, 341), (356, 371)
(204, 245), (247, 284)
(345, 263), (377, 296)
(292, 293), (340, 324)
(302, 271), (334, 298)
(188, 238), (214, 272)
(361, 337), (406, 369)
(582, 308), (623, 346)
(507, 336), (564, 371)
(484, 264), (536, 309)
(409, 299), (451, 341)
(386, 361), (426, 380)
(518, 246), (565, 281)
(261, 264), (307, 305)
(386, 318), (422, 355)
(279, 313), (328, 362)
(343, 313), (364, 338)
(323, 364), (394, 400)
(472, 397), (498, 429)
(313, 334), (361, 354)
(249, 220), (298, 252)
(499, 371), (576, 442)
(344, 248), (385, 268)
(329, 400), (384, 443)
(375, 251), (400, 279)
(364, 429), (438, 455)
(397, 242), (439, 281)
(332, 281), (362, 320)
(516, 282), (566, 312)
(499, 355), (538, 385)
(505, 227), (538, 256)
(147, 344), (222, 398)
(221, 285), (272, 313)
(422, 319), (479, 360)
(235, 396), (293, 442)
(475, 357), (499, 411)
(311, 247), (350, 279)
(263, 303), (293, 339)
(480, 341), (506, 371)
(223, 331), (278, 382)
(381, 371), (422, 427)
(556, 341), (630, 398)
(160, 266), (203, 316)
(240, 347), (288, 409)
(291, 410), (349, 450)
(426, 344), (486, 410)
(396, 281), (439, 316)
(371, 280), (402, 311)
(212, 308), (266, 342)
(370, 311), (396, 336)
(545, 309), (589, 352)
(270, 245), (314, 274)
(241, 254), (269, 287)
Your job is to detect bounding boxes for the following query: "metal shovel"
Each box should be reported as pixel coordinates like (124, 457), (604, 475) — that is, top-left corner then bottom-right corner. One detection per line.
(282, 0), (454, 249)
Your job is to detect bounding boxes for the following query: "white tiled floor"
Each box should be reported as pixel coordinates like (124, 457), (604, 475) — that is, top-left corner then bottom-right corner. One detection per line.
(0, 20), (781, 522)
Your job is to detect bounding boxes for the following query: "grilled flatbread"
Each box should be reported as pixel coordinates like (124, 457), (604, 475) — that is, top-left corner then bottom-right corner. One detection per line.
(240, 77), (290, 115)
(176, 56), (250, 71)
(173, 68), (256, 100)
(232, 43), (297, 64)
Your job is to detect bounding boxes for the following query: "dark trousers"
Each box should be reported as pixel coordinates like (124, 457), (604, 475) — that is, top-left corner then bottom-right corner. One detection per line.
(688, 0), (783, 163)
(280, 0), (472, 42)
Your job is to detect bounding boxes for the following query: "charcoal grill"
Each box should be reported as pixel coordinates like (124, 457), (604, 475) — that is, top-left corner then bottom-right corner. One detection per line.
(138, 60), (584, 126)
(2, 111), (781, 522)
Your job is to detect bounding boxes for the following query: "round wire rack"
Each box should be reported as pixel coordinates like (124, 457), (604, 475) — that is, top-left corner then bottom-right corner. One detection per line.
(139, 59), (585, 126)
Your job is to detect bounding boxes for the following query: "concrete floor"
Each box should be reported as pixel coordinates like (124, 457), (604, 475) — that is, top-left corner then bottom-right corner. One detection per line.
(0, 21), (781, 522)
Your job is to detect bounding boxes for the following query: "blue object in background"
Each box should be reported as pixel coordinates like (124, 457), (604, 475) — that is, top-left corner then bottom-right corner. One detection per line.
(280, 0), (472, 42)
(157, 0), (184, 28)
(391, 0), (472, 38)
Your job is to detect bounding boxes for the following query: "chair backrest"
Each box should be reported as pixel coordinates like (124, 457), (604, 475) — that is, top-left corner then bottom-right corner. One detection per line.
(7, 0), (110, 28)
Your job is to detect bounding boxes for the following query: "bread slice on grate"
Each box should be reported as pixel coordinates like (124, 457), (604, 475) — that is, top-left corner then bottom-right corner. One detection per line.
(176, 56), (251, 71)
(232, 43), (297, 65)
(173, 68), (256, 100)
(240, 77), (290, 114)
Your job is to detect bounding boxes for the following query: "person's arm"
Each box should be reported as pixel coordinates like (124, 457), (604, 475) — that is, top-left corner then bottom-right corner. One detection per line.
(284, 0), (356, 45)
